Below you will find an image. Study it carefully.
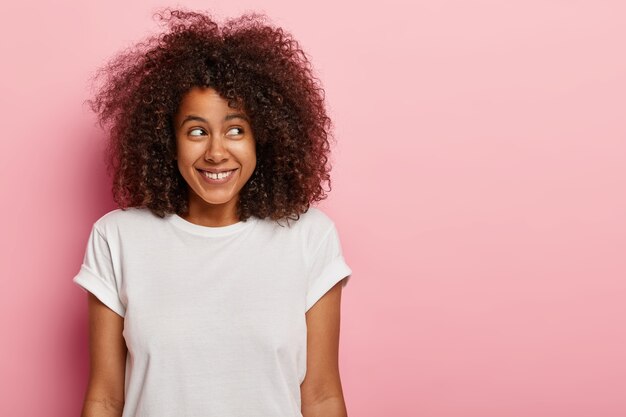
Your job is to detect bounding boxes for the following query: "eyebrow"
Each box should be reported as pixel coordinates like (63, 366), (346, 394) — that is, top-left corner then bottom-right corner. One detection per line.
(179, 113), (250, 128)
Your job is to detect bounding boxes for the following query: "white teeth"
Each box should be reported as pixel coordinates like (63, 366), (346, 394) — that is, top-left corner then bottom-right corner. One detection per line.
(202, 169), (234, 180)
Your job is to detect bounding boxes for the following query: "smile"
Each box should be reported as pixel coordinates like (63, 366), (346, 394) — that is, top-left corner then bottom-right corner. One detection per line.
(197, 168), (237, 184)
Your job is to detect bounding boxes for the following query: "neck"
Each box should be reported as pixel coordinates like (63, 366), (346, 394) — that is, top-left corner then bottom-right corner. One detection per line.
(184, 195), (240, 227)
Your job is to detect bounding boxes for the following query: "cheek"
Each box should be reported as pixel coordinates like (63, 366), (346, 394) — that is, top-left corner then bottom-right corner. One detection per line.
(241, 140), (257, 163)
(244, 151), (257, 174)
(245, 144), (257, 162)
(176, 139), (200, 163)
(229, 141), (256, 165)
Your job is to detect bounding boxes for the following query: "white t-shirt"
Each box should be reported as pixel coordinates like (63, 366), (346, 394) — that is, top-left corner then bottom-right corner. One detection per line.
(73, 206), (352, 417)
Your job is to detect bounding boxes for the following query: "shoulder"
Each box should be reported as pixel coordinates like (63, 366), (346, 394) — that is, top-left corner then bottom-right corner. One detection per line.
(92, 207), (158, 235)
(255, 206), (337, 244)
(285, 206), (336, 235)
(298, 206), (335, 227)
(274, 207), (339, 253)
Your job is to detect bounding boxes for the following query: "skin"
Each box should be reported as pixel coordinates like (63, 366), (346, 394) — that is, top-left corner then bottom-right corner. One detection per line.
(80, 294), (126, 417)
(81, 86), (347, 416)
(302, 281), (349, 417)
(173, 86), (257, 227)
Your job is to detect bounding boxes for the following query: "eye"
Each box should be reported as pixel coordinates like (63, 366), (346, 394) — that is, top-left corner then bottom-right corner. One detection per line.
(227, 127), (244, 136)
(188, 128), (206, 137)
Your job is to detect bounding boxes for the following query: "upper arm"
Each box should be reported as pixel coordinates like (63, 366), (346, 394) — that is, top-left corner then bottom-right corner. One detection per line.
(84, 292), (127, 408)
(301, 279), (346, 406)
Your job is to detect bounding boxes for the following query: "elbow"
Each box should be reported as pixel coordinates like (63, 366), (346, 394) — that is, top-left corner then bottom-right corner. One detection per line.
(81, 396), (124, 417)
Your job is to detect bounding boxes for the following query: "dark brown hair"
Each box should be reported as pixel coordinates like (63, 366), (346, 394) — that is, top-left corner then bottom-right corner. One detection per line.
(86, 7), (335, 222)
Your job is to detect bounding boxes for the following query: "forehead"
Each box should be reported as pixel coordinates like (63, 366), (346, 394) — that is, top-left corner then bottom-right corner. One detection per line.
(177, 86), (244, 115)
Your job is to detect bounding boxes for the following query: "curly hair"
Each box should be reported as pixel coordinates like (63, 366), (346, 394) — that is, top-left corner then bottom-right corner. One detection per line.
(86, 7), (335, 223)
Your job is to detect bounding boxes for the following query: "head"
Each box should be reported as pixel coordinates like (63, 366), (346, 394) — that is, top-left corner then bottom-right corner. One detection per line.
(87, 8), (334, 222)
(173, 86), (256, 220)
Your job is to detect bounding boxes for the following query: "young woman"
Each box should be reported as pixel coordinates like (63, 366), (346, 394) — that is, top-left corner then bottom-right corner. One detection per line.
(73, 7), (352, 417)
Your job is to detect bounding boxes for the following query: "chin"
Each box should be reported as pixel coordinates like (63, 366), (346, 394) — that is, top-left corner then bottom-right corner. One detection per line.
(195, 190), (240, 206)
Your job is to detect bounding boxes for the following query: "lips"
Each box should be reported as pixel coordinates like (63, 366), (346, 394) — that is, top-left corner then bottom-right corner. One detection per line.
(197, 168), (237, 184)
(197, 167), (238, 173)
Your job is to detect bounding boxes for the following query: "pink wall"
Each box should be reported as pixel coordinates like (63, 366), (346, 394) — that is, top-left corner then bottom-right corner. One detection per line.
(2, 1), (625, 416)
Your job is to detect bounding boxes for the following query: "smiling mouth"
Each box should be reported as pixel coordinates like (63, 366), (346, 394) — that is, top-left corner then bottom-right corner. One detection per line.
(196, 168), (238, 184)
(198, 169), (236, 180)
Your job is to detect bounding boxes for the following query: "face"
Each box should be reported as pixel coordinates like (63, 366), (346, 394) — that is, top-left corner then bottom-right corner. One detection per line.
(174, 86), (256, 220)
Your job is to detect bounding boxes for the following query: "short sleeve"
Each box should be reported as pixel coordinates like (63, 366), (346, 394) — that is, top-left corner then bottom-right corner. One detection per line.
(305, 223), (352, 312)
(73, 224), (126, 317)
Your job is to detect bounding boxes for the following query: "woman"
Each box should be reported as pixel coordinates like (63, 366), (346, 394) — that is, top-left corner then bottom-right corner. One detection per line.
(73, 7), (352, 417)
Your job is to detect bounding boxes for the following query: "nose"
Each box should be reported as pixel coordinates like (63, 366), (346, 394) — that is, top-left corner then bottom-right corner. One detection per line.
(204, 135), (227, 163)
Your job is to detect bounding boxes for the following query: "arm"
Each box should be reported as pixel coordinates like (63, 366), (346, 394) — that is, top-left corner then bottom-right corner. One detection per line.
(301, 280), (349, 417)
(80, 293), (127, 417)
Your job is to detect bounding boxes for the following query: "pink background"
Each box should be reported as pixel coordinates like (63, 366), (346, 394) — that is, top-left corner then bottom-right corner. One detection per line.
(1, 1), (625, 416)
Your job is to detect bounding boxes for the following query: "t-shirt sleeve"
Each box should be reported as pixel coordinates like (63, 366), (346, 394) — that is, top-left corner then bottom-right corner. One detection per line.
(73, 223), (126, 317)
(305, 223), (352, 312)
